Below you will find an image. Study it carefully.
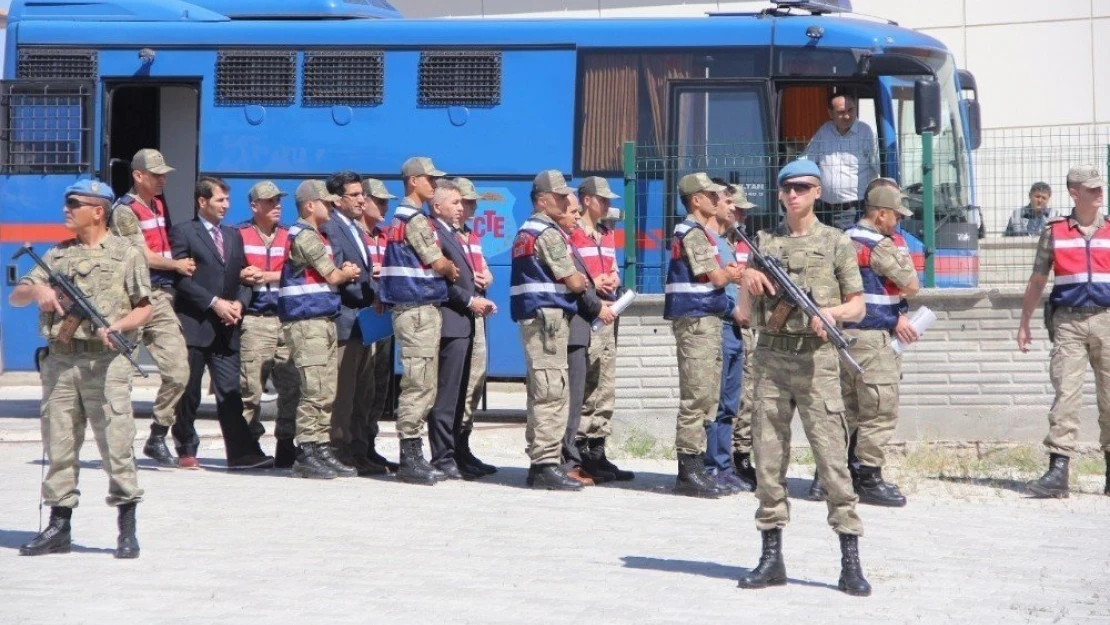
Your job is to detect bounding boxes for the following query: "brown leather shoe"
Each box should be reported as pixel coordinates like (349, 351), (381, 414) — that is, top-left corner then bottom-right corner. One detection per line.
(178, 455), (200, 470)
(566, 468), (595, 486)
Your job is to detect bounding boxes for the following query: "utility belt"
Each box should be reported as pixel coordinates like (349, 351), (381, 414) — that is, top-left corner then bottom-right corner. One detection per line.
(757, 332), (824, 353)
(49, 338), (110, 355)
(1054, 305), (1106, 315)
(246, 311), (279, 318)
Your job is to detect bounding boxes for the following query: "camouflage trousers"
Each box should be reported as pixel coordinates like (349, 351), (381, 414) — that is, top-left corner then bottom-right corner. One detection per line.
(140, 290), (188, 427)
(1045, 308), (1110, 456)
(752, 337), (862, 536)
(673, 316), (723, 456)
(350, 337), (393, 459)
(579, 320), (617, 439)
(240, 314), (300, 441)
(460, 318), (487, 432)
(40, 343), (143, 508)
(840, 329), (901, 468)
(521, 308), (570, 465)
(393, 305), (441, 440)
(732, 327), (756, 455)
(284, 318), (337, 445)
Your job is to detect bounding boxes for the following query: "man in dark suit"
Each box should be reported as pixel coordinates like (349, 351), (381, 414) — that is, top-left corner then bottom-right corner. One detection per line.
(427, 180), (495, 479)
(170, 176), (273, 470)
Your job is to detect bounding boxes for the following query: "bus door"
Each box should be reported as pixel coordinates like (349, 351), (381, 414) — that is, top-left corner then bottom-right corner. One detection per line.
(102, 81), (200, 228)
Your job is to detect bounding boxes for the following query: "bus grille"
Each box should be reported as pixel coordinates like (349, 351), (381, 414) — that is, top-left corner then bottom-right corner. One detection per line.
(303, 50), (384, 107)
(418, 50), (502, 107)
(17, 48), (98, 80)
(215, 50), (296, 106)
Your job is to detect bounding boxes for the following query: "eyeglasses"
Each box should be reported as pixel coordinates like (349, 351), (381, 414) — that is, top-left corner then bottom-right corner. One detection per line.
(780, 183), (816, 195)
(64, 197), (99, 211)
(342, 191), (366, 199)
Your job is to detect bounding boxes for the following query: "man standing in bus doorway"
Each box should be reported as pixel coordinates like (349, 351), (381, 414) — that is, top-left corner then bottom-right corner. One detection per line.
(237, 181), (301, 469)
(728, 185), (759, 492)
(511, 170), (594, 491)
(353, 177), (400, 474)
(380, 157), (459, 485)
(454, 177), (499, 478)
(737, 159), (870, 596)
(664, 173), (744, 499)
(1018, 165), (1110, 499)
(804, 93), (880, 230)
(570, 177), (634, 484)
(109, 149), (191, 469)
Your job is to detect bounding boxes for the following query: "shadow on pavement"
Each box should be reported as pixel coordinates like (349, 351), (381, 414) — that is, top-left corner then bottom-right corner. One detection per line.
(620, 556), (840, 591)
(930, 474), (1031, 495)
(0, 529), (116, 555)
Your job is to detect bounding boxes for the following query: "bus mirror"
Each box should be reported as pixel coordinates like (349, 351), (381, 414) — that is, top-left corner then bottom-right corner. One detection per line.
(963, 99), (982, 150)
(914, 79), (941, 134)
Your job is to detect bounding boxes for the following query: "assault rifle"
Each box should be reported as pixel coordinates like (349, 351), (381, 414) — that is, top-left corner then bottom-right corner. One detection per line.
(13, 245), (148, 377)
(734, 229), (864, 375)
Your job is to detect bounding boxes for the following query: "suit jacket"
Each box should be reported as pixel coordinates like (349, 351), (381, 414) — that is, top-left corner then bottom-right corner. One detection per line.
(320, 211), (375, 343)
(170, 218), (252, 349)
(569, 244), (603, 348)
(431, 218), (476, 340)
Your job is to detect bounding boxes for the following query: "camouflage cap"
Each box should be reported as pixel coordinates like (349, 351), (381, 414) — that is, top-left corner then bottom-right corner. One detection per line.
(131, 148), (174, 175)
(866, 185), (912, 217)
(1067, 164), (1105, 189)
(532, 169), (573, 196)
(362, 178), (396, 200)
(730, 185), (757, 210)
(678, 172), (726, 197)
(455, 177), (480, 201)
(294, 179), (340, 204)
(249, 180), (286, 201)
(401, 156), (446, 178)
(578, 176), (620, 200)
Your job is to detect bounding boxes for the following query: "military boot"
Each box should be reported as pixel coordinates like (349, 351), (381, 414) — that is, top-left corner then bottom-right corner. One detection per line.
(577, 438), (614, 484)
(806, 469), (827, 501)
(838, 534), (872, 596)
(292, 443), (337, 480)
(737, 529), (787, 589)
(1027, 453), (1069, 498)
(315, 444), (357, 478)
(1104, 452), (1109, 496)
(732, 451), (757, 492)
(855, 466), (907, 507)
(19, 507), (72, 556)
(457, 430), (497, 476)
(591, 438), (634, 481)
(115, 503), (140, 559)
(396, 438), (438, 485)
(526, 464), (583, 491)
(675, 453), (725, 499)
(274, 438), (296, 469)
(142, 425), (177, 468)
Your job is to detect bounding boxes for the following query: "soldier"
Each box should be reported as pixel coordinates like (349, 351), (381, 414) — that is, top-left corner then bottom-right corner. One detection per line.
(238, 181), (301, 468)
(664, 173), (744, 499)
(108, 149), (191, 468)
(737, 159), (870, 596)
(511, 170), (601, 490)
(279, 180), (363, 479)
(454, 177), (498, 478)
(1019, 165), (1110, 498)
(11, 179), (150, 559)
(728, 185), (759, 492)
(380, 157), (459, 485)
(569, 177), (634, 483)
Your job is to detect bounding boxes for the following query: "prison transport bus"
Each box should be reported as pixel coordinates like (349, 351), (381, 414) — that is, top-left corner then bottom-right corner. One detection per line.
(0, 0), (980, 376)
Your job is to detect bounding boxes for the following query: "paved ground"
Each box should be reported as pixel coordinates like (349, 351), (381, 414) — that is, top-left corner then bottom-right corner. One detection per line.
(0, 386), (1108, 624)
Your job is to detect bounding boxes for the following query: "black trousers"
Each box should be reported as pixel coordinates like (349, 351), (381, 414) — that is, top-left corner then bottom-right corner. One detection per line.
(428, 335), (472, 466)
(560, 344), (589, 470)
(173, 344), (263, 461)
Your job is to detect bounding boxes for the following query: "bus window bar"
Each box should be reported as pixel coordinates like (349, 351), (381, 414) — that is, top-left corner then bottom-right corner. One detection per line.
(303, 50), (384, 107)
(418, 50), (502, 107)
(215, 50), (297, 107)
(16, 48), (98, 80)
(0, 81), (93, 175)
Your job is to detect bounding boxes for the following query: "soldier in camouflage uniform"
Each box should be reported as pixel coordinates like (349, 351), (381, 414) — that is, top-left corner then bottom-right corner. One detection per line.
(736, 159), (871, 596)
(11, 179), (151, 559)
(727, 185), (759, 491)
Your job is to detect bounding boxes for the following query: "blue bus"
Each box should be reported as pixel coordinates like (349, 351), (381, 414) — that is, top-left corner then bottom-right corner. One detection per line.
(0, 0), (979, 375)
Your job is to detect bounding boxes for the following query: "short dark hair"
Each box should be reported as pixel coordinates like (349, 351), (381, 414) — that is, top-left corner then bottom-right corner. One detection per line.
(195, 176), (229, 205)
(1029, 182), (1052, 196)
(828, 92), (856, 108)
(530, 189), (542, 205)
(327, 170), (362, 196)
(710, 177), (738, 198)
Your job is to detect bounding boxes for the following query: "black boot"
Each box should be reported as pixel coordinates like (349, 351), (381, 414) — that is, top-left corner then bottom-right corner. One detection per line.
(526, 464), (583, 491)
(396, 438), (438, 485)
(675, 453), (725, 499)
(366, 446), (400, 474)
(1104, 452), (1109, 496)
(577, 438), (615, 484)
(807, 470), (827, 501)
(19, 507), (72, 556)
(737, 528), (787, 589)
(274, 438), (296, 469)
(142, 425), (177, 468)
(457, 430), (497, 476)
(591, 438), (634, 481)
(291, 443), (337, 480)
(855, 466), (907, 507)
(732, 451), (757, 492)
(315, 444), (357, 478)
(115, 503), (139, 559)
(433, 459), (464, 480)
(1027, 453), (1069, 498)
(838, 534), (872, 596)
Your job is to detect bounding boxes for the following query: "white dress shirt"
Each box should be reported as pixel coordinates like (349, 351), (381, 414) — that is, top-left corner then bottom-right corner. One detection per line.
(333, 211), (368, 267)
(803, 120), (880, 204)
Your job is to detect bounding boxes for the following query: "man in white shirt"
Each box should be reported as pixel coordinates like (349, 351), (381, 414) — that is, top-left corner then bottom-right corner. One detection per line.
(804, 93), (880, 230)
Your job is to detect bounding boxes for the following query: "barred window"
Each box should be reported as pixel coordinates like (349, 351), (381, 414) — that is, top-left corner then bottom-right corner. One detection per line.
(17, 48), (98, 80)
(1, 81), (94, 174)
(215, 50), (296, 106)
(303, 50), (384, 107)
(418, 51), (501, 107)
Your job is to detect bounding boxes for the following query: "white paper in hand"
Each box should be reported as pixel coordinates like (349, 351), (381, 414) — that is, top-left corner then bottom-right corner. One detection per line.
(593, 289), (638, 332)
(891, 306), (936, 354)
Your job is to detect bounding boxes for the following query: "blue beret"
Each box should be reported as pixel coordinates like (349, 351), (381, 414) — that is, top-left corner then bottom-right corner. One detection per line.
(777, 159), (822, 185)
(64, 178), (115, 203)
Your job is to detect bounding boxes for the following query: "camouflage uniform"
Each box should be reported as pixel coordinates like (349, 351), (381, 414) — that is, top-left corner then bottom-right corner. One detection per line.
(241, 313), (300, 441)
(579, 321), (616, 438)
(732, 326), (756, 454)
(22, 235), (149, 508)
(751, 221), (864, 535)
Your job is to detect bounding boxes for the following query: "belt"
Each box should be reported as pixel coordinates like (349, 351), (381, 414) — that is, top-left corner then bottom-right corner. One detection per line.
(247, 311), (278, 317)
(49, 339), (109, 355)
(1056, 305), (1106, 315)
(757, 333), (823, 353)
(153, 284), (175, 294)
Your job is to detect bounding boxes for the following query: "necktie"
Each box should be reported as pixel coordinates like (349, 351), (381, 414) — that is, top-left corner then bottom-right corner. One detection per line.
(212, 225), (225, 262)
